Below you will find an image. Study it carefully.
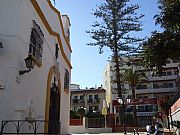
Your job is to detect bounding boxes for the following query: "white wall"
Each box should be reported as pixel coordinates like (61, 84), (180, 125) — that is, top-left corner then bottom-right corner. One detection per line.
(0, 0), (71, 134)
(103, 63), (113, 107)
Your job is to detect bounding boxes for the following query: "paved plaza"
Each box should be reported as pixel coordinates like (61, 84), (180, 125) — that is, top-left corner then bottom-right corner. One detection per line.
(71, 132), (146, 135)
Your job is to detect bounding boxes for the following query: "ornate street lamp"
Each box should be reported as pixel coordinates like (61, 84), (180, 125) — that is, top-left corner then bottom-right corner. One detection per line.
(19, 55), (34, 75)
(117, 97), (131, 134)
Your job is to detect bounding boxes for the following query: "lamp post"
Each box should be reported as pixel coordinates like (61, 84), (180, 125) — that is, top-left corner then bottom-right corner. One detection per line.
(117, 97), (131, 134)
(19, 55), (34, 75)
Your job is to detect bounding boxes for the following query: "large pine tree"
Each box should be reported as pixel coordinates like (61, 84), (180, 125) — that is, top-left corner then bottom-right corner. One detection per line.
(86, 0), (144, 98)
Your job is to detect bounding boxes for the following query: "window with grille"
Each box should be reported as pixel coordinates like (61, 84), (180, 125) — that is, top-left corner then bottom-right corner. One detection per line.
(64, 69), (70, 93)
(94, 95), (98, 99)
(136, 84), (147, 89)
(29, 20), (44, 66)
(175, 70), (178, 75)
(89, 106), (93, 112)
(145, 105), (153, 112)
(88, 95), (93, 103)
(166, 71), (172, 75)
(79, 95), (84, 103)
(94, 106), (99, 111)
(73, 96), (78, 103)
(137, 106), (144, 112)
(80, 95), (84, 100)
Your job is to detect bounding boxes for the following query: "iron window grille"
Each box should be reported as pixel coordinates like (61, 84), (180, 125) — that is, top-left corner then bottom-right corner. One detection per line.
(64, 69), (70, 92)
(29, 20), (44, 66)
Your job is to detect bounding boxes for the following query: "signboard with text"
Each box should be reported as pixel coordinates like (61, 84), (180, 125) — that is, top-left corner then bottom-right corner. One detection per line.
(112, 98), (158, 106)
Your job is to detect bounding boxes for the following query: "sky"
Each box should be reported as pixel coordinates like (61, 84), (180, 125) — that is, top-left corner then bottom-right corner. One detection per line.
(55, 0), (161, 89)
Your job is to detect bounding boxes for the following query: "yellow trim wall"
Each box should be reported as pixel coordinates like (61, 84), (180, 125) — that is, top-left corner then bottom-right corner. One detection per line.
(47, 0), (72, 52)
(30, 0), (72, 69)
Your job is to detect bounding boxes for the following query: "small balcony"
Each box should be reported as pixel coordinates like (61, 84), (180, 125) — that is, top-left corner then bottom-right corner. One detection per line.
(72, 99), (85, 104)
(136, 87), (177, 94)
(93, 98), (100, 104)
(87, 98), (100, 104)
(87, 99), (93, 104)
(148, 74), (178, 82)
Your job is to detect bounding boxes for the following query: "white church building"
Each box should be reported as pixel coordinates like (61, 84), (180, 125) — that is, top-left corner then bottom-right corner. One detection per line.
(0, 0), (72, 134)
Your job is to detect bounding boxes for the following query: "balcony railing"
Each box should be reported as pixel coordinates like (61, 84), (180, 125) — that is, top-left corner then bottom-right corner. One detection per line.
(136, 87), (177, 94)
(73, 99), (78, 103)
(148, 74), (177, 81)
(87, 98), (100, 104)
(87, 99), (93, 103)
(0, 120), (61, 134)
(93, 98), (100, 103)
(136, 85), (147, 90)
(72, 99), (85, 104)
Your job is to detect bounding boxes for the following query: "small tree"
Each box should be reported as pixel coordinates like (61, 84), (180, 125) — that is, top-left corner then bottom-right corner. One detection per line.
(77, 108), (86, 125)
(122, 67), (147, 126)
(77, 108), (86, 118)
(70, 110), (80, 119)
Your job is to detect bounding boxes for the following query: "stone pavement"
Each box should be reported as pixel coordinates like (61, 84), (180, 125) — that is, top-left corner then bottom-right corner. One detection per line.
(71, 132), (147, 135)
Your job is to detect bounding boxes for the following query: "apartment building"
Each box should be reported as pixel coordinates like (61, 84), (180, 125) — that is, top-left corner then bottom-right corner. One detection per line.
(103, 58), (179, 126)
(70, 84), (106, 114)
(0, 1), (71, 134)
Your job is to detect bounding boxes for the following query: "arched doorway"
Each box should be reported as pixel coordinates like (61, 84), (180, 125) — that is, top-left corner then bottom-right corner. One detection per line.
(48, 77), (60, 133)
(45, 66), (61, 134)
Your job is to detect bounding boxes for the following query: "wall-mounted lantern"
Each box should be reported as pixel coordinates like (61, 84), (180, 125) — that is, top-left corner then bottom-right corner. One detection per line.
(0, 42), (3, 49)
(19, 56), (34, 75)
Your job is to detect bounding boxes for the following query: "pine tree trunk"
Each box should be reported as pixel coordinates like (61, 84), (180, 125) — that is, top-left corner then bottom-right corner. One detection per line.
(114, 50), (122, 98)
(112, 2), (122, 99)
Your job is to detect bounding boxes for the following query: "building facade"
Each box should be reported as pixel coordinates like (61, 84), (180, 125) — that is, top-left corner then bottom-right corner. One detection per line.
(70, 84), (106, 114)
(103, 58), (179, 127)
(0, 0), (71, 134)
